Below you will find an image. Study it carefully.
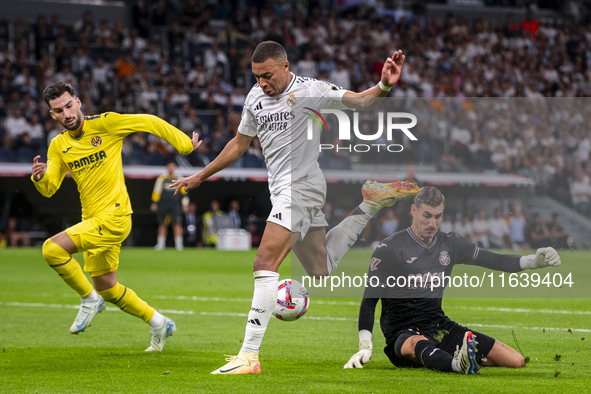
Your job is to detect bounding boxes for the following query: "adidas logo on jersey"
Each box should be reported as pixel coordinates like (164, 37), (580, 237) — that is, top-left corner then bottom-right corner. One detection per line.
(254, 102), (263, 111)
(272, 213), (282, 221)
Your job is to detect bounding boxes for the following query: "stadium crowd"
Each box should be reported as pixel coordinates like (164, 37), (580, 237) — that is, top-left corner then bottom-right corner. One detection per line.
(2, 1), (591, 245)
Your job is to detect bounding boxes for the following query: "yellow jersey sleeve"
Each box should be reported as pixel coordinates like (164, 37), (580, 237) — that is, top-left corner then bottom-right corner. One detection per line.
(152, 175), (164, 202)
(31, 138), (67, 198)
(101, 112), (193, 154)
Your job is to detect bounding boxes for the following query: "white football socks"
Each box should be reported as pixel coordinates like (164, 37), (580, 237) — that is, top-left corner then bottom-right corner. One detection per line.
(325, 203), (374, 274)
(149, 310), (166, 329)
(81, 289), (98, 303)
(174, 236), (183, 251)
(156, 235), (166, 249)
(240, 270), (280, 354)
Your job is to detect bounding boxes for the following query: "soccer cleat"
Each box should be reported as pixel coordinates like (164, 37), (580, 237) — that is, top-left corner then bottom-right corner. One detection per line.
(361, 180), (420, 210)
(70, 295), (105, 334)
(453, 331), (480, 375)
(211, 352), (262, 375)
(145, 317), (177, 351)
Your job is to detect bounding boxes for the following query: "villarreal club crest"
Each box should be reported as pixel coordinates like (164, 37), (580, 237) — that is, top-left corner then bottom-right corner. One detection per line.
(91, 136), (102, 147)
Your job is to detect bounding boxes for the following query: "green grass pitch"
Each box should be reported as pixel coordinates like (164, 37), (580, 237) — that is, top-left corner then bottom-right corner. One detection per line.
(1, 248), (590, 393)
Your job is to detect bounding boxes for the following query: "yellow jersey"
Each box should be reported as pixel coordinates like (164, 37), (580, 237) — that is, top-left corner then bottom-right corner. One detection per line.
(32, 112), (193, 220)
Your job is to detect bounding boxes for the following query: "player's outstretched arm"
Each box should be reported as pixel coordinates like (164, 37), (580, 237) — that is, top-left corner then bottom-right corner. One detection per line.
(520, 247), (562, 269)
(31, 149), (67, 198)
(344, 297), (378, 369)
(104, 112), (199, 154)
(343, 50), (405, 111)
(344, 330), (373, 369)
(170, 132), (253, 195)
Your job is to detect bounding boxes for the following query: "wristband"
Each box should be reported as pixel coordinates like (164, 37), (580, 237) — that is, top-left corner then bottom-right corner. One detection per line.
(378, 81), (392, 92)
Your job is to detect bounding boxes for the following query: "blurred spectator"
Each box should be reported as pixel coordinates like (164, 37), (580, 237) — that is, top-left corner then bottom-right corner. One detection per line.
(228, 199), (243, 229)
(472, 210), (491, 248)
(6, 217), (30, 247)
(296, 52), (317, 78)
(454, 214), (474, 244)
(548, 213), (570, 250)
(528, 213), (552, 249)
(439, 212), (454, 233)
(183, 202), (199, 247)
(202, 199), (224, 246)
(489, 207), (511, 249)
(379, 208), (399, 238)
(0, 134), (15, 162)
(571, 170), (591, 216)
(5, 107), (30, 141)
(508, 205), (529, 250)
(204, 42), (229, 79)
(246, 214), (263, 247)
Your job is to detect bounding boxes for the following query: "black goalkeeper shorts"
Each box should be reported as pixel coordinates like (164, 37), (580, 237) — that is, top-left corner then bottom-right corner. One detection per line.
(157, 202), (182, 224)
(383, 317), (496, 368)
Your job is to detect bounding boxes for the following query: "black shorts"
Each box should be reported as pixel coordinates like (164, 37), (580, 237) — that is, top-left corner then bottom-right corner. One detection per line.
(157, 203), (182, 224)
(383, 317), (495, 368)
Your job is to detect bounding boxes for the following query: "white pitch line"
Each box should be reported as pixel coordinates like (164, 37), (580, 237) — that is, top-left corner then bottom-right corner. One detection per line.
(150, 295), (360, 306)
(449, 305), (591, 315)
(2, 301), (591, 332)
(0, 301), (194, 315)
(150, 295), (591, 315)
(18, 293), (591, 314)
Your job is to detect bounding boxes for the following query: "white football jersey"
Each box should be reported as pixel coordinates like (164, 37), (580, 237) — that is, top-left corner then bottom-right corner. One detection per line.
(238, 72), (348, 195)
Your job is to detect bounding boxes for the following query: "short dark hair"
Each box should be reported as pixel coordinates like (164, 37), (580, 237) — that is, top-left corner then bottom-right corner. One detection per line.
(43, 82), (75, 107)
(252, 41), (287, 63)
(413, 186), (445, 208)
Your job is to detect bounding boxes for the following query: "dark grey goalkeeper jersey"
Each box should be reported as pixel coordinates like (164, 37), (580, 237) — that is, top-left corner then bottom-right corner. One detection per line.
(359, 228), (524, 335)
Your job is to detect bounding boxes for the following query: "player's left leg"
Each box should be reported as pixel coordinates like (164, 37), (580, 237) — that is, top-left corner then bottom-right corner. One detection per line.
(171, 205), (184, 251)
(154, 208), (170, 251)
(397, 331), (480, 374)
(294, 180), (420, 276)
(42, 226), (103, 334)
(92, 268), (176, 352)
(479, 340), (525, 368)
(212, 222), (293, 375)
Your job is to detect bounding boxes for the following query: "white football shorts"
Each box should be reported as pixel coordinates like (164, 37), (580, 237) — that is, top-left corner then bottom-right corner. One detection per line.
(267, 173), (328, 240)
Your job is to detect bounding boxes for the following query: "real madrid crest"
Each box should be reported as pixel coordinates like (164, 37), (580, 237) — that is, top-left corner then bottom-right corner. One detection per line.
(91, 135), (102, 147)
(439, 250), (450, 266)
(287, 93), (296, 107)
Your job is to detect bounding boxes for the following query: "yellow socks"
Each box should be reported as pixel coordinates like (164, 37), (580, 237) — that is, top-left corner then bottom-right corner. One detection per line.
(98, 283), (155, 323)
(42, 239), (93, 298)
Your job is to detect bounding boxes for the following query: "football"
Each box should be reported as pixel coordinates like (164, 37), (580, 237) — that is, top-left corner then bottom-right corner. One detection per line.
(273, 279), (310, 321)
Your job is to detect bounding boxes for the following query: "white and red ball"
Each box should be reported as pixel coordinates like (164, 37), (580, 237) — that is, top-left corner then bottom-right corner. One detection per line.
(273, 279), (310, 321)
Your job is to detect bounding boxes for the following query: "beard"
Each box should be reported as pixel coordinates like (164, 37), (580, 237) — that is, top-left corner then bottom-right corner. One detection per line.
(62, 113), (82, 131)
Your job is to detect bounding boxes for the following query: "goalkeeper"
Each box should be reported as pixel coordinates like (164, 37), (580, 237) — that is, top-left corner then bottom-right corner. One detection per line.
(344, 187), (562, 374)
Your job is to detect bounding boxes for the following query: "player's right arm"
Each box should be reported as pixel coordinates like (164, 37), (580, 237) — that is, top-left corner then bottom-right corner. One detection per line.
(31, 143), (67, 197)
(171, 101), (257, 195)
(151, 175), (164, 212)
(344, 244), (393, 369)
(102, 112), (201, 154)
(171, 132), (253, 195)
(344, 296), (379, 369)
